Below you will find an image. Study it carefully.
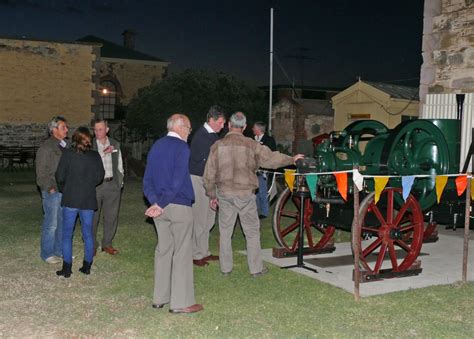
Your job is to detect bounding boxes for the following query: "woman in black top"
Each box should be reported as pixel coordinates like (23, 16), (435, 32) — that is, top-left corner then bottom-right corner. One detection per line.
(55, 127), (105, 278)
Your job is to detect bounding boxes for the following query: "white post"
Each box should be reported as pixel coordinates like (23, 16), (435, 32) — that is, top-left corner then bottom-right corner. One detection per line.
(268, 7), (274, 135)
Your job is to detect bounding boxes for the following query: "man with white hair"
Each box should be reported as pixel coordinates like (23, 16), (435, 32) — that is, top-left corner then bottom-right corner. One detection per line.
(203, 112), (303, 277)
(36, 115), (69, 264)
(143, 113), (203, 314)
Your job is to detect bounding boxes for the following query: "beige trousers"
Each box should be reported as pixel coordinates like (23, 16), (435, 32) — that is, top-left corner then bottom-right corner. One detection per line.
(217, 193), (263, 275)
(153, 204), (195, 309)
(191, 175), (216, 260)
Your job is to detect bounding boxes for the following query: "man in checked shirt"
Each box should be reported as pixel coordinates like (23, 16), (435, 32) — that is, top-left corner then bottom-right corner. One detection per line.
(92, 118), (124, 255)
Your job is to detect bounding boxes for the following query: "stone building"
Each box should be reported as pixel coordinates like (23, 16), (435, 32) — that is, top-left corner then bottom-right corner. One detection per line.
(0, 37), (99, 146)
(420, 0), (474, 169)
(268, 85), (341, 153)
(331, 80), (419, 131)
(271, 97), (335, 154)
(0, 30), (169, 152)
(420, 0), (474, 101)
(78, 31), (169, 120)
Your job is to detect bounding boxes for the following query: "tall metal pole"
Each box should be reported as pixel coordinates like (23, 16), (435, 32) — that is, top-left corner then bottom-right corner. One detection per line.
(268, 7), (274, 136)
(462, 176), (471, 283)
(352, 168), (361, 301)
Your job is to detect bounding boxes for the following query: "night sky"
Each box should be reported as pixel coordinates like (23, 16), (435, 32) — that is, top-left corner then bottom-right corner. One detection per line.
(0, 0), (424, 88)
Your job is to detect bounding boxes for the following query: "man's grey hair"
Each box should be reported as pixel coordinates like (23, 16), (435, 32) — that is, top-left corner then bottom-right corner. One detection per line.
(253, 121), (266, 133)
(167, 115), (186, 130)
(207, 105), (225, 122)
(47, 116), (67, 135)
(229, 112), (246, 129)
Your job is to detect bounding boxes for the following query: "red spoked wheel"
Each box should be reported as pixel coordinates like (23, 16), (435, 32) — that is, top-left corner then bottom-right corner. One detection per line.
(352, 188), (424, 274)
(272, 188), (336, 252)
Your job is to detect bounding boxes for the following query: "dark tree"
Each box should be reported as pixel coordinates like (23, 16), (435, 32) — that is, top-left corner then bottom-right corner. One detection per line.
(126, 69), (267, 139)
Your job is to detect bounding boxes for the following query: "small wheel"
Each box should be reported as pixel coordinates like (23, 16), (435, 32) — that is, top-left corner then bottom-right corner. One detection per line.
(272, 188), (335, 252)
(352, 188), (424, 274)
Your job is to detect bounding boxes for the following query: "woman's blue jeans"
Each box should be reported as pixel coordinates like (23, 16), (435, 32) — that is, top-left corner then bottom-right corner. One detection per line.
(62, 207), (94, 264)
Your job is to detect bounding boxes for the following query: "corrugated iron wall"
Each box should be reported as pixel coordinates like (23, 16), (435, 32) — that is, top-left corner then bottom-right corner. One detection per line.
(422, 93), (474, 171)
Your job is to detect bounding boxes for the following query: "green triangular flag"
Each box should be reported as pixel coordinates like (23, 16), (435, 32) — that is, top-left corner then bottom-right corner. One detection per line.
(306, 174), (318, 201)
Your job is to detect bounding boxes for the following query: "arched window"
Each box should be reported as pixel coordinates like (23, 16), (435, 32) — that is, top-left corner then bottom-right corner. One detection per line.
(99, 80), (117, 119)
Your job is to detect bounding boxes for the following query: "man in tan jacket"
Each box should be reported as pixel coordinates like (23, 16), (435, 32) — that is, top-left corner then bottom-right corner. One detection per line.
(203, 111), (303, 277)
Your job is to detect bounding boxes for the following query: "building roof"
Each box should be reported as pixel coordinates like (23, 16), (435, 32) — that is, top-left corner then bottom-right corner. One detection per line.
(77, 35), (166, 62)
(260, 84), (344, 92)
(294, 98), (334, 116)
(364, 81), (419, 100)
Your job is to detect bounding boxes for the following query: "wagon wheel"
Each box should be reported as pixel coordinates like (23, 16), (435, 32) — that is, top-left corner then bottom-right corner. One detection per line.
(352, 188), (424, 274)
(272, 187), (335, 252)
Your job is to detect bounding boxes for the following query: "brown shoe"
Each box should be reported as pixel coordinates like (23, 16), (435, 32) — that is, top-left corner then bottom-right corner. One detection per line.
(203, 254), (219, 261)
(102, 246), (119, 255)
(193, 259), (209, 267)
(169, 304), (203, 314)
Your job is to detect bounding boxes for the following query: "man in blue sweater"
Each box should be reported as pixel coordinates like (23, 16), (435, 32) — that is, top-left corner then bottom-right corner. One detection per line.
(189, 105), (226, 266)
(143, 113), (203, 314)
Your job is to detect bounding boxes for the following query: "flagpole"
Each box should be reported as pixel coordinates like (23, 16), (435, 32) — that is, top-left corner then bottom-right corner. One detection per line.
(268, 7), (274, 136)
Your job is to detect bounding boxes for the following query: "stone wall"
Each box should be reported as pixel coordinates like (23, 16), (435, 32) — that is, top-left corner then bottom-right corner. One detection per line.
(420, 0), (474, 104)
(271, 98), (334, 154)
(0, 38), (97, 146)
(100, 58), (168, 104)
(0, 38), (97, 126)
(0, 123), (48, 146)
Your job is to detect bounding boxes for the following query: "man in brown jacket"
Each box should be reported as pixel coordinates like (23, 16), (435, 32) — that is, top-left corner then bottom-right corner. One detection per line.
(203, 111), (303, 277)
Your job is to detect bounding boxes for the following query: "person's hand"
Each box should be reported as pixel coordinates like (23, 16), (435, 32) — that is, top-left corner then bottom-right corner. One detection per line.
(145, 203), (163, 218)
(209, 198), (219, 211)
(104, 145), (114, 154)
(292, 154), (305, 164)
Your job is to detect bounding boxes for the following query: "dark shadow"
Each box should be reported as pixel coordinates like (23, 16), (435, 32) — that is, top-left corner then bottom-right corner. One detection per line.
(304, 250), (428, 268)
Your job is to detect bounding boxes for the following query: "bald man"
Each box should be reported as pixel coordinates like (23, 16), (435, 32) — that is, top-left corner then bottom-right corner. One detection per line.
(143, 114), (203, 314)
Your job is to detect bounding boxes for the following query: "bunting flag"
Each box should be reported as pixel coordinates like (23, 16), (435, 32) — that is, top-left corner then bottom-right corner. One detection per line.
(455, 175), (467, 196)
(435, 175), (448, 203)
(353, 169), (364, 191)
(402, 176), (415, 201)
(306, 175), (319, 201)
(374, 177), (389, 204)
(334, 172), (348, 201)
(284, 169), (296, 192)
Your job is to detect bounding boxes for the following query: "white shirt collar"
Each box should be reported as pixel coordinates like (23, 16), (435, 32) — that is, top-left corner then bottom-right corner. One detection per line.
(167, 131), (184, 141)
(204, 122), (215, 133)
(255, 133), (264, 142)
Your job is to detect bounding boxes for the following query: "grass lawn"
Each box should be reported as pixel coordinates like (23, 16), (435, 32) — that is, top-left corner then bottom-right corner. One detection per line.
(0, 170), (473, 337)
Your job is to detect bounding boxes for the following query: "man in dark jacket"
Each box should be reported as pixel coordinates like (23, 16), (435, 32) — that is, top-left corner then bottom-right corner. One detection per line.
(252, 121), (277, 219)
(35, 116), (69, 264)
(188, 106), (225, 266)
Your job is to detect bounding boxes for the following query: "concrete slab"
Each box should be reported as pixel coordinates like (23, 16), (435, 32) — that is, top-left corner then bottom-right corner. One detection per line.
(246, 229), (474, 296)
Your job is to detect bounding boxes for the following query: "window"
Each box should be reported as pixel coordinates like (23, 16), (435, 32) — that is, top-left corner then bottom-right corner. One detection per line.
(99, 80), (117, 119)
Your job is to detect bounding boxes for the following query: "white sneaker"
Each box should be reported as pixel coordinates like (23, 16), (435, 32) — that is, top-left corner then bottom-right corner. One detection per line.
(45, 256), (62, 264)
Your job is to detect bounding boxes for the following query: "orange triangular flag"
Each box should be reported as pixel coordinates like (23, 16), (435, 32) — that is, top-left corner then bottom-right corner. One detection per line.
(333, 172), (347, 201)
(284, 169), (296, 192)
(455, 175), (467, 196)
(435, 175), (448, 203)
(374, 177), (389, 204)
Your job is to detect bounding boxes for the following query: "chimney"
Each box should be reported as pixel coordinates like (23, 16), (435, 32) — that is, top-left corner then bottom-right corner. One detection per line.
(122, 29), (136, 49)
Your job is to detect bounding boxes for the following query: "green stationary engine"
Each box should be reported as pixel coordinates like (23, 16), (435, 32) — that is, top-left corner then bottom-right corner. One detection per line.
(272, 118), (467, 280)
